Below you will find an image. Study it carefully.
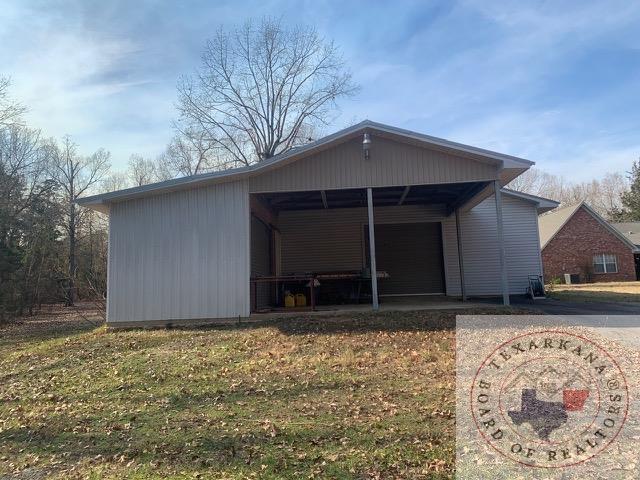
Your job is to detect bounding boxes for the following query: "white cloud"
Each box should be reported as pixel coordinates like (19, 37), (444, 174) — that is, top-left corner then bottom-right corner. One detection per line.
(1, 0), (639, 176)
(334, 1), (640, 181)
(447, 109), (640, 181)
(9, 33), (141, 131)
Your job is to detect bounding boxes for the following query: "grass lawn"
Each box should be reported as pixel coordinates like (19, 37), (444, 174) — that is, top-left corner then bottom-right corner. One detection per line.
(547, 281), (640, 303)
(0, 305), (526, 479)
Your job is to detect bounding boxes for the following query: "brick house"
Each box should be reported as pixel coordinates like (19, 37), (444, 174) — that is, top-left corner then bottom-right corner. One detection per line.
(539, 202), (639, 283)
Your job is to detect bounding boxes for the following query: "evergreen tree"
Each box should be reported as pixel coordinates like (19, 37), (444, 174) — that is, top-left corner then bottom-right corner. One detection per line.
(618, 160), (640, 221)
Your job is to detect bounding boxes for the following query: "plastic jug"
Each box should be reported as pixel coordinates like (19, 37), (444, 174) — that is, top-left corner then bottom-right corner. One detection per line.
(295, 293), (307, 307)
(284, 293), (295, 308)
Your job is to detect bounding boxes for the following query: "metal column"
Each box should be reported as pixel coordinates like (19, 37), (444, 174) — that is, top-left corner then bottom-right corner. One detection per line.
(366, 188), (379, 310)
(455, 208), (467, 301)
(494, 180), (510, 305)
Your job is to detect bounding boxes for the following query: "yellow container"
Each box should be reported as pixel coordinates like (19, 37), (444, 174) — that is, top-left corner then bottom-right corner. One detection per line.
(295, 293), (307, 307)
(284, 293), (295, 308)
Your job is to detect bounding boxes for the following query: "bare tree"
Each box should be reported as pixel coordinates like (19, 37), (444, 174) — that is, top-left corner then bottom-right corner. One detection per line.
(47, 136), (110, 305)
(175, 17), (358, 170)
(508, 168), (552, 197)
(127, 154), (157, 186)
(153, 153), (176, 182)
(0, 77), (26, 127)
(0, 126), (50, 227)
(101, 171), (130, 193)
(161, 130), (217, 176)
(0, 81), (114, 318)
(597, 172), (628, 215)
(0, 125), (57, 319)
(507, 167), (570, 201)
(509, 167), (630, 220)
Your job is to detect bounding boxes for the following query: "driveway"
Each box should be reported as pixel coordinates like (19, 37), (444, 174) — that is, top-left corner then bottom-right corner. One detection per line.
(509, 296), (640, 315)
(505, 296), (640, 349)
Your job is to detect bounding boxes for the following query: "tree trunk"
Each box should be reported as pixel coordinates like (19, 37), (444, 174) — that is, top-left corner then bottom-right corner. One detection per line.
(67, 200), (77, 306)
(88, 215), (94, 280)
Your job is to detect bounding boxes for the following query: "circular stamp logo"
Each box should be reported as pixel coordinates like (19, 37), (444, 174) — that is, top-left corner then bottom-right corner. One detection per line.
(470, 330), (629, 468)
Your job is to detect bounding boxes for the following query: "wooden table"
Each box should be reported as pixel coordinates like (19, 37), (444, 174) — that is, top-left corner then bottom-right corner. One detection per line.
(250, 271), (389, 312)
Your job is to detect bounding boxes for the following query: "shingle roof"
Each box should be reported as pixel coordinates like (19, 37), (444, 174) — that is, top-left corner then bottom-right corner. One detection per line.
(538, 203), (582, 248)
(539, 202), (639, 251)
(611, 222), (640, 247)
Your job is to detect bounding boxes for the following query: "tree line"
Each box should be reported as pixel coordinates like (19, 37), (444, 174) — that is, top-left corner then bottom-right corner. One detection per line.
(1, 18), (357, 322)
(508, 163), (640, 222)
(0, 80), (111, 320)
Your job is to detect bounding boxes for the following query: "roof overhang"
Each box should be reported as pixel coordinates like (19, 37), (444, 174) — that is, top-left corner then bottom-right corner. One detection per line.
(501, 188), (559, 213)
(452, 184), (559, 214)
(77, 120), (535, 214)
(255, 181), (492, 213)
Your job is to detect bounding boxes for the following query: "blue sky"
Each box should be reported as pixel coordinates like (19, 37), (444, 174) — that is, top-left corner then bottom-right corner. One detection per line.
(2, 0), (640, 179)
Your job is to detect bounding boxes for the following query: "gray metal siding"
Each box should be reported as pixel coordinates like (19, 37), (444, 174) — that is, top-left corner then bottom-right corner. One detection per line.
(249, 137), (498, 193)
(107, 180), (250, 322)
(105, 179), (542, 322)
(279, 208), (364, 273)
(277, 196), (542, 298)
(441, 216), (461, 296)
(277, 204), (460, 294)
(250, 215), (272, 309)
(502, 196), (545, 295)
(373, 223), (445, 295)
(460, 195), (542, 296)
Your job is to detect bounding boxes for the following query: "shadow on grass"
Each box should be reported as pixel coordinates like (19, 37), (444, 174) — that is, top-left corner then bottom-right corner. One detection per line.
(187, 307), (529, 336)
(0, 316), (102, 350)
(0, 382), (453, 477)
(265, 312), (455, 335)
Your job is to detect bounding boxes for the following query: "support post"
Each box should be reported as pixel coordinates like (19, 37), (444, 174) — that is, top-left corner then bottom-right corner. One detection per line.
(366, 188), (379, 310)
(252, 280), (257, 313)
(397, 186), (411, 206)
(320, 190), (328, 209)
(310, 276), (316, 311)
(494, 180), (510, 305)
(455, 208), (467, 302)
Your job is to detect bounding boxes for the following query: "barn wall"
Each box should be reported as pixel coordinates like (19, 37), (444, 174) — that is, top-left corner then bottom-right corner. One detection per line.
(276, 195), (543, 298)
(277, 204), (462, 295)
(107, 180), (250, 323)
(250, 215), (272, 309)
(249, 136), (498, 193)
(105, 181), (542, 324)
(460, 195), (543, 296)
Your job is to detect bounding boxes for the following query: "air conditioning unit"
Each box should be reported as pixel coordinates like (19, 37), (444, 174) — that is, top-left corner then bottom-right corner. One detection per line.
(564, 273), (580, 285)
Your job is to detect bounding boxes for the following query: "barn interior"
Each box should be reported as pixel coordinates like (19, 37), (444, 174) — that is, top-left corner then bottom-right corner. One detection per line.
(249, 182), (489, 312)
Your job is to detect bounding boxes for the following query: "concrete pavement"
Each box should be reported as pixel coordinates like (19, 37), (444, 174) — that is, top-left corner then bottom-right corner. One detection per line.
(509, 296), (640, 315)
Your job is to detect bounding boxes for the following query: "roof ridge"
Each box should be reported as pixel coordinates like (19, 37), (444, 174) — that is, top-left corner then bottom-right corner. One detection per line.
(539, 201), (638, 252)
(77, 120), (535, 211)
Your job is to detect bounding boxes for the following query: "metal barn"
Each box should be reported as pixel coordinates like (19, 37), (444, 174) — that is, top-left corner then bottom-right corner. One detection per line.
(78, 121), (557, 326)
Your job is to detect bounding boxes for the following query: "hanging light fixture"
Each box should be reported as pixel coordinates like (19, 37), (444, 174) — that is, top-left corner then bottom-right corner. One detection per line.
(363, 133), (372, 160)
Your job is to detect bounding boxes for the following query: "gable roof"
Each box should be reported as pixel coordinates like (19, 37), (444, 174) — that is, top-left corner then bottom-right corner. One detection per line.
(538, 203), (582, 248)
(539, 202), (639, 252)
(77, 120), (534, 213)
(501, 188), (559, 213)
(611, 222), (640, 247)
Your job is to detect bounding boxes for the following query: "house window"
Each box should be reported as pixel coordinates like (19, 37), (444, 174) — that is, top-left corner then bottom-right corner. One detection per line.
(593, 254), (618, 274)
